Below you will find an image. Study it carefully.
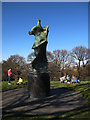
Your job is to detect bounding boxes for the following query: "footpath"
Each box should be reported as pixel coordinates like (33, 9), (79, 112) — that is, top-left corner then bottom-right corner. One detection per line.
(2, 87), (87, 116)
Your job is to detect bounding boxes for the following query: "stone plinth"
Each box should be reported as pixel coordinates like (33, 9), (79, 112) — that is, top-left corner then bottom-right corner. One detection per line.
(28, 72), (50, 98)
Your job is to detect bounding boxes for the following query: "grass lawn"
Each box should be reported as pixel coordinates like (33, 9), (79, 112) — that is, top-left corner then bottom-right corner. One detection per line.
(2, 80), (28, 91)
(2, 79), (90, 120)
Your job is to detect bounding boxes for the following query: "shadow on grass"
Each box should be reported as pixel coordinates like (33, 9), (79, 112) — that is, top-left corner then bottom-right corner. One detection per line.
(2, 87), (88, 120)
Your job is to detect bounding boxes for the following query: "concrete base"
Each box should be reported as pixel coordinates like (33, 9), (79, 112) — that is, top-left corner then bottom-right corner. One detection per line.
(28, 72), (50, 98)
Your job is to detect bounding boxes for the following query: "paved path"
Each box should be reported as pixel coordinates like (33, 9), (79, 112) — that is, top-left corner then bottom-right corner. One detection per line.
(2, 87), (87, 116)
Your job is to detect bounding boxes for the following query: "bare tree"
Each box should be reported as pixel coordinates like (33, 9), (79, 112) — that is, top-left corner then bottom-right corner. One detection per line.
(53, 49), (70, 77)
(72, 46), (88, 67)
(53, 50), (61, 69)
(2, 55), (26, 81)
(66, 51), (76, 68)
(46, 51), (54, 62)
(48, 61), (60, 80)
(72, 46), (88, 79)
(27, 52), (35, 62)
(53, 49), (69, 70)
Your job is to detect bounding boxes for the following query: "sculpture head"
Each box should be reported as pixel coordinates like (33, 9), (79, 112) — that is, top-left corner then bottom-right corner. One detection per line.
(37, 19), (41, 26)
(28, 19), (42, 36)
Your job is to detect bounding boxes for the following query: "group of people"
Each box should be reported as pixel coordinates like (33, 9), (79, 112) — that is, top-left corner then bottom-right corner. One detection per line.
(60, 75), (80, 84)
(8, 68), (80, 85)
(8, 68), (23, 85)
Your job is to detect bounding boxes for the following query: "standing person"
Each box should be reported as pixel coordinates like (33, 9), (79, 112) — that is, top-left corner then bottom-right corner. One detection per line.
(8, 69), (11, 85)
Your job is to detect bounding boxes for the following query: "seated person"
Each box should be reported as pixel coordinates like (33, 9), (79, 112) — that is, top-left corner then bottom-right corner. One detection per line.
(66, 75), (70, 83)
(76, 79), (80, 83)
(71, 75), (80, 83)
(16, 77), (23, 85)
(71, 75), (76, 83)
(60, 76), (66, 83)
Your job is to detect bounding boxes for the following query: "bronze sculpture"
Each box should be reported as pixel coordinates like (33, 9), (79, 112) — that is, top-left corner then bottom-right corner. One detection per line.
(29, 19), (49, 73)
(28, 19), (50, 98)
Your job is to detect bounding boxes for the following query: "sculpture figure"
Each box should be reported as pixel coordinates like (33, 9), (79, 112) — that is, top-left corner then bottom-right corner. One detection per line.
(28, 19), (50, 98)
(29, 19), (49, 73)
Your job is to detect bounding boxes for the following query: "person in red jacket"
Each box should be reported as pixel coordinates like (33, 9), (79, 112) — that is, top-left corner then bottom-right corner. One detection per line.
(8, 69), (11, 84)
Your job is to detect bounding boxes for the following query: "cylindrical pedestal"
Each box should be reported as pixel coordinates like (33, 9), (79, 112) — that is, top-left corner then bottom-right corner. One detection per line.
(28, 72), (50, 98)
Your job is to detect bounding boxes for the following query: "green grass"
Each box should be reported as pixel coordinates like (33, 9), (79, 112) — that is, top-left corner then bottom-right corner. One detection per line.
(2, 79), (90, 120)
(50, 80), (90, 119)
(2, 80), (28, 91)
(50, 80), (90, 104)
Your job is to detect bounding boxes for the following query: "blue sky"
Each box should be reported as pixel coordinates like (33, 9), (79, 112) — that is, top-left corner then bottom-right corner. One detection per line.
(2, 2), (88, 61)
